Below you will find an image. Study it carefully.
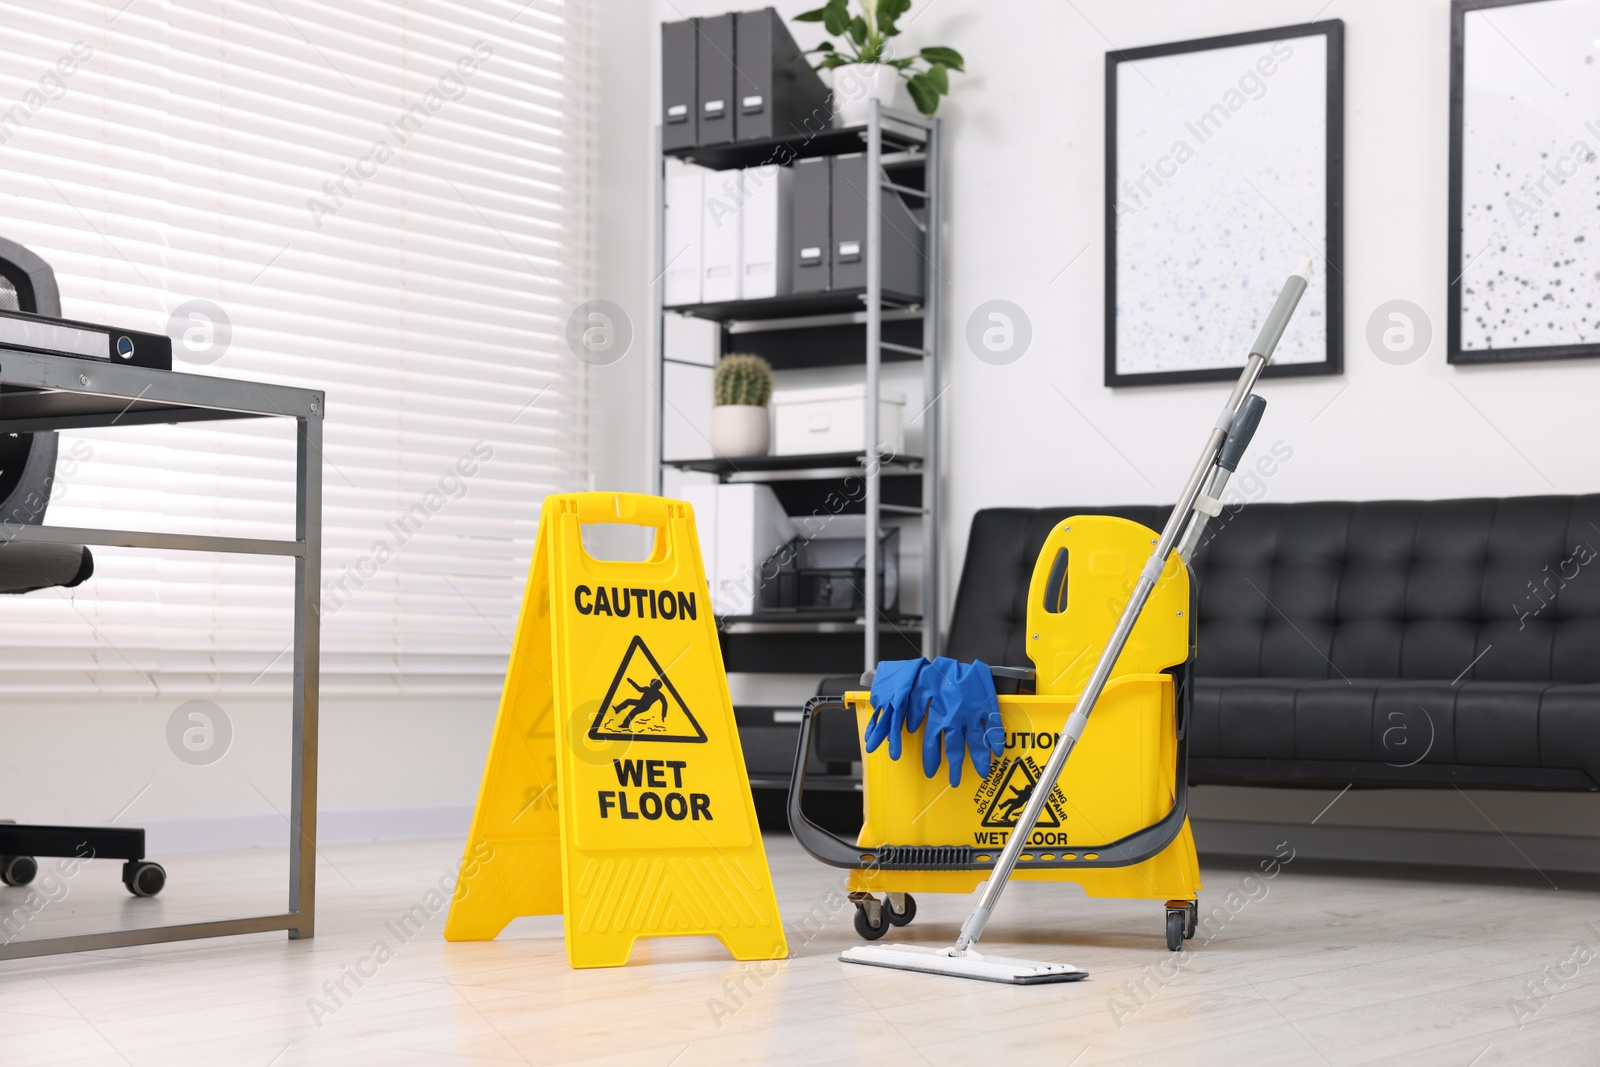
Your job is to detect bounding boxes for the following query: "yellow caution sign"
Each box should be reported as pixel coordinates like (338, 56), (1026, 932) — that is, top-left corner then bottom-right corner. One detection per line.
(444, 492), (787, 968)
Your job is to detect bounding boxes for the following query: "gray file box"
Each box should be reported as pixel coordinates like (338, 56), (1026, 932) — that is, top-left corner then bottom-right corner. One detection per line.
(695, 13), (736, 147)
(661, 19), (697, 151)
(791, 156), (832, 293)
(733, 8), (832, 142)
(830, 153), (925, 299)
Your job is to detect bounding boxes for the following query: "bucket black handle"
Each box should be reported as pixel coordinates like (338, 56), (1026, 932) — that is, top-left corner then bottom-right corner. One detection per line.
(786, 695), (1193, 872)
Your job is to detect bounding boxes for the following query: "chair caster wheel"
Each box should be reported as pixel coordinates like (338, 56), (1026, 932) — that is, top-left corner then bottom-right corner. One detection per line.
(122, 861), (166, 898)
(853, 900), (888, 941)
(886, 893), (917, 927)
(1, 855), (37, 887)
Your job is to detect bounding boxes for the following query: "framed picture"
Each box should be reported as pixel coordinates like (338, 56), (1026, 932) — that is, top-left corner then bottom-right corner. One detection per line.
(1105, 21), (1344, 387)
(1449, 0), (1600, 365)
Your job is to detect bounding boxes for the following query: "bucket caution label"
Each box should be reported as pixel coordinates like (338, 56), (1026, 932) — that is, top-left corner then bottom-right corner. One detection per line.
(971, 755), (1070, 845)
(590, 636), (706, 743)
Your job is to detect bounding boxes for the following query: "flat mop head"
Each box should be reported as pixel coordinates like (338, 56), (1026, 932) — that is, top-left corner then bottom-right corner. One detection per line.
(840, 944), (1088, 986)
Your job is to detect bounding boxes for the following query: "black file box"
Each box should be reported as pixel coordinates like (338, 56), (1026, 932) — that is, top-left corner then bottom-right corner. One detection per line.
(661, 19), (698, 151)
(829, 153), (925, 299)
(791, 156), (831, 293)
(733, 8), (832, 142)
(695, 13), (736, 147)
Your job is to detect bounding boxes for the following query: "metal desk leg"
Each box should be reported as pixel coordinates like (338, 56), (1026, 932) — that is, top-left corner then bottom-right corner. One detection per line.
(0, 370), (326, 962)
(290, 408), (322, 939)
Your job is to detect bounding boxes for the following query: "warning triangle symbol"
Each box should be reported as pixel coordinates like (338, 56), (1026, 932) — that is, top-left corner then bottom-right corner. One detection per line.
(980, 758), (1063, 829)
(589, 635), (707, 743)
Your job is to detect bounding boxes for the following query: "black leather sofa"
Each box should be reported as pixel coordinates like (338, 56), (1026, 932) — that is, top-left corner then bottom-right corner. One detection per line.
(946, 498), (1600, 792)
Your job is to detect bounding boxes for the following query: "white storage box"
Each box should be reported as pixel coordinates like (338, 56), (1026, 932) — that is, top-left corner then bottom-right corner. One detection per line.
(681, 483), (796, 617)
(663, 166), (706, 307)
(771, 385), (906, 457)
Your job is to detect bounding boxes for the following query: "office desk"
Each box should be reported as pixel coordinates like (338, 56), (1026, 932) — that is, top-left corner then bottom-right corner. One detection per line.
(0, 347), (322, 960)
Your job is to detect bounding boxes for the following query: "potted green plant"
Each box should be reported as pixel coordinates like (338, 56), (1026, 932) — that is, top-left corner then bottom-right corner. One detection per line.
(711, 354), (773, 458)
(795, 0), (965, 123)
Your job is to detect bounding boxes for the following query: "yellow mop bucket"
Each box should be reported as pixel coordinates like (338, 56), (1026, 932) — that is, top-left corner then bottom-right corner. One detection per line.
(788, 515), (1203, 950)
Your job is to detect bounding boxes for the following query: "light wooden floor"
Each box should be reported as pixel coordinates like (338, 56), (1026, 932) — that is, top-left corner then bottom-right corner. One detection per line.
(2, 834), (1597, 1065)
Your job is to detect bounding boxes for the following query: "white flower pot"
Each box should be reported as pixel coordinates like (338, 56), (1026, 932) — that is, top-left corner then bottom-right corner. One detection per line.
(710, 404), (771, 458)
(830, 63), (907, 126)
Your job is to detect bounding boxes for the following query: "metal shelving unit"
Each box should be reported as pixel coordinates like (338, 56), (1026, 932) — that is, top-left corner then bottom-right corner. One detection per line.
(648, 100), (942, 678)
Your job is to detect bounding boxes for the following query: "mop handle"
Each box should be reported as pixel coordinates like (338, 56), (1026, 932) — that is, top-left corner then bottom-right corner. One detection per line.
(953, 262), (1312, 954)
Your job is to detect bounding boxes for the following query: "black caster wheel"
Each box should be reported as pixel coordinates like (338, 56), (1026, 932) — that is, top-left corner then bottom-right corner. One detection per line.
(0, 855), (37, 887)
(853, 902), (889, 941)
(1185, 901), (1198, 940)
(122, 860), (166, 898)
(886, 893), (917, 927)
(1165, 908), (1185, 951)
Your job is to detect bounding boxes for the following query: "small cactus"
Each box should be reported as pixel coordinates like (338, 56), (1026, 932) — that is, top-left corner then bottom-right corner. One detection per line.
(714, 354), (772, 407)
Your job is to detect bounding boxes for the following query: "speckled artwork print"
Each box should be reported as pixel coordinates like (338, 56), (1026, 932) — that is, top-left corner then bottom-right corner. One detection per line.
(1114, 34), (1329, 377)
(1460, 0), (1600, 355)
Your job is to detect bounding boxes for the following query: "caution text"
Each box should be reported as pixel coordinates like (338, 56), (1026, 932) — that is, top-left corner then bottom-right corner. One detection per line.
(574, 585), (696, 621)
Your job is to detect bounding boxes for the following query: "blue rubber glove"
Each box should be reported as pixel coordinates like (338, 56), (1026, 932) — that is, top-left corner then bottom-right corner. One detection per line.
(906, 656), (962, 776)
(863, 658), (928, 760)
(921, 659), (1004, 787)
(909, 656), (962, 750)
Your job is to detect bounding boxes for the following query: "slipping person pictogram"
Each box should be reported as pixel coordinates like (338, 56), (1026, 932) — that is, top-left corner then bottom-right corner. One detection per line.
(992, 781), (1036, 824)
(615, 677), (668, 731)
(590, 635), (707, 742)
(980, 757), (1064, 829)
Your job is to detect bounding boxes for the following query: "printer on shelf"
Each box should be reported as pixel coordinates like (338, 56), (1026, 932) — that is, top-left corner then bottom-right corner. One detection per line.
(759, 514), (899, 616)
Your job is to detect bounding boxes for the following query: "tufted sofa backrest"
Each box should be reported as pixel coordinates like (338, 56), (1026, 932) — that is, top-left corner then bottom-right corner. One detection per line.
(945, 497), (1600, 683)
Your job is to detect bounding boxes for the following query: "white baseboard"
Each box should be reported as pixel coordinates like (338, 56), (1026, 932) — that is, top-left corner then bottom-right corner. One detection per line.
(140, 806), (475, 854)
(133, 809), (1600, 876)
(1193, 818), (1600, 875)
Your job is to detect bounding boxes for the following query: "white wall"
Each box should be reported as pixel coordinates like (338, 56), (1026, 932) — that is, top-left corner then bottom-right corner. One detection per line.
(940, 0), (1596, 567)
(612, 0), (1600, 848)
(631, 0), (1600, 613)
(590, 0), (658, 503)
(0, 695), (492, 852)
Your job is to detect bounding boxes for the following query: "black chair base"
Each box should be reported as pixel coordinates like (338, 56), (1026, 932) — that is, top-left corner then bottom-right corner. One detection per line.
(0, 823), (166, 897)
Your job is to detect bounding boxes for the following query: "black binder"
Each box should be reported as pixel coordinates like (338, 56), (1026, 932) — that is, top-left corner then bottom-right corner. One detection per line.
(791, 156), (831, 294)
(695, 13), (736, 147)
(661, 19), (697, 152)
(0, 308), (172, 371)
(733, 8), (831, 142)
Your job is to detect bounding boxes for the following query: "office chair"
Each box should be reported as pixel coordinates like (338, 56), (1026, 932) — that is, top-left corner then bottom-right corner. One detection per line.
(0, 236), (166, 899)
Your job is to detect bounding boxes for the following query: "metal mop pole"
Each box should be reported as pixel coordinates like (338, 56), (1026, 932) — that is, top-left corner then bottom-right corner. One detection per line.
(951, 263), (1312, 955)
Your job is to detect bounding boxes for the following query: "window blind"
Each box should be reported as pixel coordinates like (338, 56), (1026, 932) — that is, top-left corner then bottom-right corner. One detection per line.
(0, 0), (594, 697)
